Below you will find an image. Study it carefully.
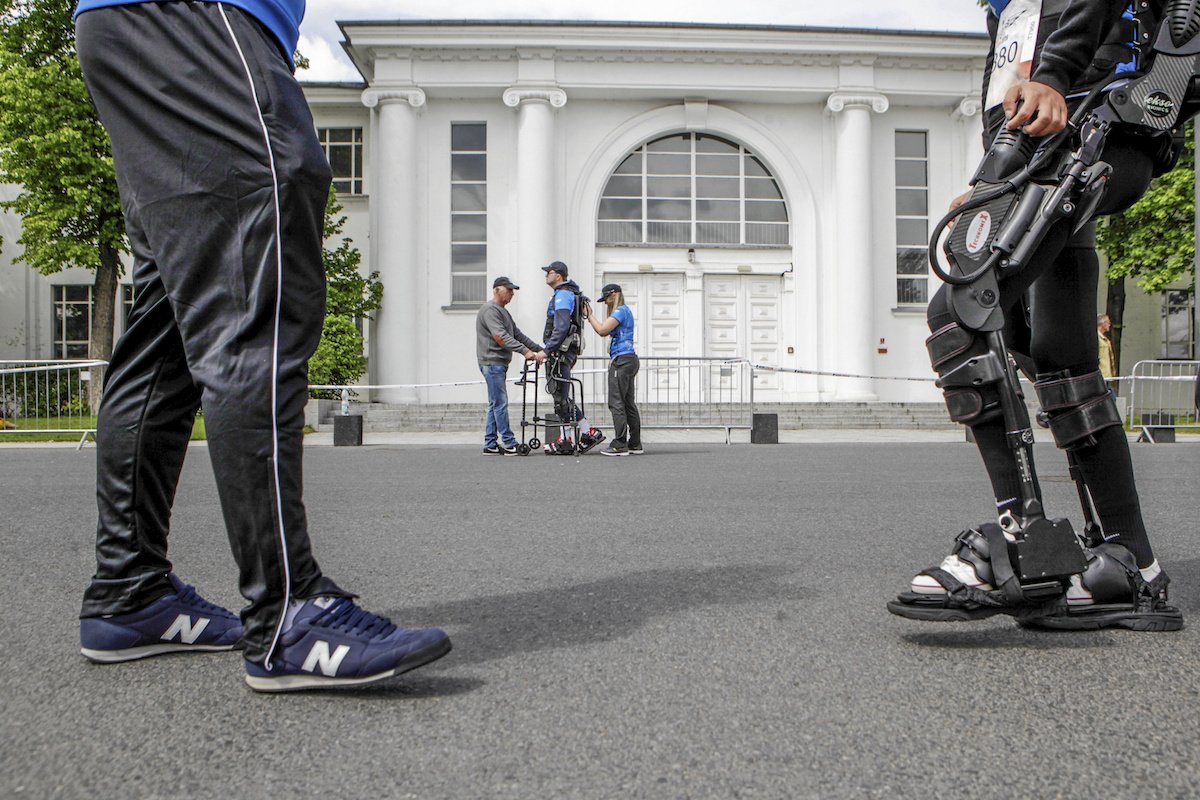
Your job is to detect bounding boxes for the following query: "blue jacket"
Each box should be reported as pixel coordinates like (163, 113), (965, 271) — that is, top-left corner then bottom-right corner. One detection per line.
(543, 280), (581, 353)
(74, 0), (305, 66)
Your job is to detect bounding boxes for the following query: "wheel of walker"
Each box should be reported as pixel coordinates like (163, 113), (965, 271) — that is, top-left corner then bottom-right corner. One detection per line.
(518, 444), (530, 456)
(528, 438), (541, 449)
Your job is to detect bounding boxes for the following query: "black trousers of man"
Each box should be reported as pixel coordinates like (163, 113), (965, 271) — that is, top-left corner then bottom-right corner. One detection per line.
(76, 2), (348, 664)
(607, 354), (641, 449)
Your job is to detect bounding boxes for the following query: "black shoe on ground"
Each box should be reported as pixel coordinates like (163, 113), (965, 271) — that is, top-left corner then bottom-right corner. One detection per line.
(600, 445), (629, 457)
(500, 444), (520, 456)
(482, 445), (501, 455)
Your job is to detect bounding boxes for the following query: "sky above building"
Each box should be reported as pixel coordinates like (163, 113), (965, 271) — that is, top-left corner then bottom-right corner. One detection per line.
(297, 0), (989, 81)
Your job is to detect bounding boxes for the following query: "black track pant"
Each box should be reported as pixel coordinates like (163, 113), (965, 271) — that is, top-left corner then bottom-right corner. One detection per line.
(927, 136), (1156, 565)
(607, 354), (641, 449)
(76, 2), (348, 664)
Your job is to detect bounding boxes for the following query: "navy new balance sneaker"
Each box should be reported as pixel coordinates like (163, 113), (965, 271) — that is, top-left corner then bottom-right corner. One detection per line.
(244, 597), (451, 692)
(80, 574), (242, 663)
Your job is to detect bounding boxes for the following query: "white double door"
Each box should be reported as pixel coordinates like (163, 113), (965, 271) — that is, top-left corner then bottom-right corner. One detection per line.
(596, 270), (783, 395)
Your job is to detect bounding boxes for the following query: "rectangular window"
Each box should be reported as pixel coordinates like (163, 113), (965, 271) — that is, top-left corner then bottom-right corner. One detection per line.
(895, 130), (930, 306)
(52, 285), (92, 359)
(318, 127), (364, 195)
(450, 123), (487, 305)
(1162, 289), (1195, 359)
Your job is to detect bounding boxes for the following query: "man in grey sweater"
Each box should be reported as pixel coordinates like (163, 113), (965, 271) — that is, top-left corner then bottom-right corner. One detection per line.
(477, 277), (544, 454)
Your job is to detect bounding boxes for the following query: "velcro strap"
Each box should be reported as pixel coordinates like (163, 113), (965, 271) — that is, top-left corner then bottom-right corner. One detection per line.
(979, 523), (1026, 606)
(1044, 394), (1122, 448)
(918, 568), (1006, 608)
(926, 324), (975, 371)
(1035, 370), (1108, 412)
(943, 389), (984, 423)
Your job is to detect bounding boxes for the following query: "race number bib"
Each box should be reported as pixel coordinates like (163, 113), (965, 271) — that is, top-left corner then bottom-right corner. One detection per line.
(986, 0), (1042, 111)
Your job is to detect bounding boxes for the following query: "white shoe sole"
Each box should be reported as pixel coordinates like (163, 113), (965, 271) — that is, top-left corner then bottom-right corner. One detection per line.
(81, 643), (235, 663)
(245, 668), (397, 693)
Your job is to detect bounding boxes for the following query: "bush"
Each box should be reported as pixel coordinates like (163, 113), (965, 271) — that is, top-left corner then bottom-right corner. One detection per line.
(308, 315), (366, 399)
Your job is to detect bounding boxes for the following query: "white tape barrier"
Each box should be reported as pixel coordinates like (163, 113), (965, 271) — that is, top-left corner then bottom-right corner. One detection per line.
(310, 359), (748, 392)
(313, 361), (1150, 393)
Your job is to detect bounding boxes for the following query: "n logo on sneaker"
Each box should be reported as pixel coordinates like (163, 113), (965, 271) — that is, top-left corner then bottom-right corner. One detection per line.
(302, 640), (350, 676)
(161, 614), (210, 644)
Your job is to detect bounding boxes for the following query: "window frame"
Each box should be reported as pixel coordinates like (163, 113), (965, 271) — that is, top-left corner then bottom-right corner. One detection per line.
(449, 122), (488, 307)
(1162, 288), (1196, 359)
(317, 127), (364, 195)
(597, 133), (789, 248)
(52, 284), (92, 359)
(894, 129), (931, 307)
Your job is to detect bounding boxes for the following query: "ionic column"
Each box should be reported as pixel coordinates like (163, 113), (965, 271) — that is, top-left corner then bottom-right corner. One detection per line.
(503, 86), (567, 336)
(826, 92), (889, 400)
(362, 87), (425, 403)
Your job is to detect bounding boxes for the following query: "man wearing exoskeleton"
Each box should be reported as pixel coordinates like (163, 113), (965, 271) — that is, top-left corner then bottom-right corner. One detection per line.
(889, 0), (1199, 630)
(541, 261), (606, 455)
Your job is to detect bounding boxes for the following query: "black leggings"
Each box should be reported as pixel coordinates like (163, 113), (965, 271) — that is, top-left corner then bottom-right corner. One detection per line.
(926, 136), (1157, 566)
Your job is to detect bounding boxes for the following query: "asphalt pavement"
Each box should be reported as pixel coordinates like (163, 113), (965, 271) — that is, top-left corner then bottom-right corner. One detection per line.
(2, 439), (1198, 799)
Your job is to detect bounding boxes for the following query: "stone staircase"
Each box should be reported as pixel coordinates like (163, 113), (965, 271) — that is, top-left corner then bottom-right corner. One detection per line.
(311, 400), (960, 432)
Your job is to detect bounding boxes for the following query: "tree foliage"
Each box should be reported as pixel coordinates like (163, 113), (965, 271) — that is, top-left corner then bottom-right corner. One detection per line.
(1097, 125), (1195, 292)
(322, 190), (382, 319)
(309, 190), (382, 397)
(0, 0), (125, 359)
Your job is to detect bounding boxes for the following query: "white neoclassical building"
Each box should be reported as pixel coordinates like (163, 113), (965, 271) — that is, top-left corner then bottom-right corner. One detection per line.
(315, 20), (993, 404)
(3, 20), (1006, 403)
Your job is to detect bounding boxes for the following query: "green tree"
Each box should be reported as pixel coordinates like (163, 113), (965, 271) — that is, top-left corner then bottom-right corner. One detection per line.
(308, 190), (382, 397)
(1098, 125), (1196, 367)
(0, 0), (125, 360)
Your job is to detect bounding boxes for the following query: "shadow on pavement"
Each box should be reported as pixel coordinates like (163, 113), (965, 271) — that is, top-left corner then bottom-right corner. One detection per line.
(386, 564), (807, 667)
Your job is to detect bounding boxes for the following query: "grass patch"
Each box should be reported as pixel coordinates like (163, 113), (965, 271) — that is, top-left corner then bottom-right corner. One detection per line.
(0, 415), (207, 443)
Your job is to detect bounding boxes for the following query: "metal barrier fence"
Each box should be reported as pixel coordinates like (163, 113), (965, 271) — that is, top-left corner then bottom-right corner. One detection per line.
(1126, 360), (1199, 442)
(574, 356), (753, 442)
(0, 360), (107, 446)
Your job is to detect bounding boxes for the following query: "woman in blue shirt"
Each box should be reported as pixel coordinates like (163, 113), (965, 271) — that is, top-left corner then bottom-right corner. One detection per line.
(587, 284), (643, 456)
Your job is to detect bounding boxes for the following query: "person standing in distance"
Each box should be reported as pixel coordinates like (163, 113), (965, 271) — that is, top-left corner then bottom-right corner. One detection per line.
(542, 261), (605, 454)
(477, 277), (544, 455)
(73, 0), (450, 691)
(1097, 314), (1117, 383)
(586, 284), (643, 456)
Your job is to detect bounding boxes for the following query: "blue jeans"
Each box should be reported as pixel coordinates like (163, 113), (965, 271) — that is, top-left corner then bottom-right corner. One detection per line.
(481, 363), (517, 448)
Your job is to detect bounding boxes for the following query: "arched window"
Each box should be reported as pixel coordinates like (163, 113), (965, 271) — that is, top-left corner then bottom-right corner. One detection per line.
(597, 133), (789, 247)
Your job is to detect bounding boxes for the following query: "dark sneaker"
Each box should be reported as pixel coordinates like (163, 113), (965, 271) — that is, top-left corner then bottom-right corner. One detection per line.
(577, 427), (606, 454)
(244, 597), (451, 692)
(500, 444), (520, 456)
(600, 445), (629, 457)
(628, 445), (644, 455)
(80, 574), (242, 663)
(482, 445), (502, 455)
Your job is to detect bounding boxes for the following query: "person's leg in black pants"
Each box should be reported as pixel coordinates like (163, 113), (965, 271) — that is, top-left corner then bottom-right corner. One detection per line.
(607, 354), (640, 449)
(77, 2), (348, 665)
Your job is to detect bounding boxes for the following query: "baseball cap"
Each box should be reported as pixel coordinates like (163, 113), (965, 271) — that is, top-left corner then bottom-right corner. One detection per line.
(541, 261), (569, 277)
(493, 276), (519, 289)
(600, 283), (621, 300)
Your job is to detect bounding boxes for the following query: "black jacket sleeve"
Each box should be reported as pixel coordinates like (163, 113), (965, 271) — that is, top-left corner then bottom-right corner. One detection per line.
(1032, 0), (1129, 97)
